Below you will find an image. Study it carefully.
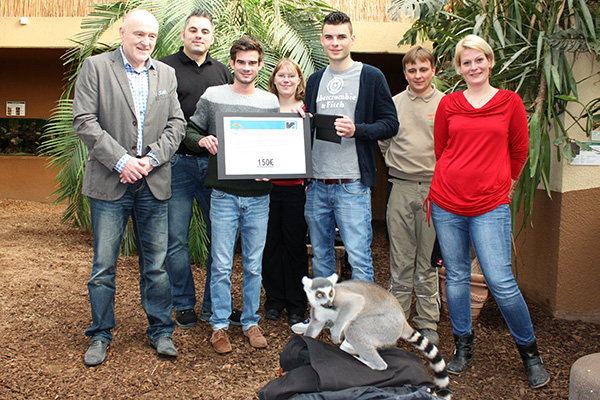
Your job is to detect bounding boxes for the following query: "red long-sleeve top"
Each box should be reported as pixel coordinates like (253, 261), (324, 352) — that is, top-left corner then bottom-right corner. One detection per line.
(428, 89), (529, 217)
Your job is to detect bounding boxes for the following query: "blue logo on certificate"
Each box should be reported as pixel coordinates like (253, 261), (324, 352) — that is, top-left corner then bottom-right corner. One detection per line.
(230, 120), (297, 130)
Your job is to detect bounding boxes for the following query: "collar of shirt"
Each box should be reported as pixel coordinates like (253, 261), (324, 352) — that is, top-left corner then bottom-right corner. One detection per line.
(119, 46), (155, 73)
(406, 84), (438, 102)
(176, 46), (214, 67)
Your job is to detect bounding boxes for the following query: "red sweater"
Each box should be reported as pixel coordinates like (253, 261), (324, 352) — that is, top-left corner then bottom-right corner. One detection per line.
(273, 103), (305, 187)
(429, 89), (528, 217)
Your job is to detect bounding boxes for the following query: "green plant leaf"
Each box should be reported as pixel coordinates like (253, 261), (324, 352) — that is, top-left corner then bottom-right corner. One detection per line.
(555, 95), (579, 102)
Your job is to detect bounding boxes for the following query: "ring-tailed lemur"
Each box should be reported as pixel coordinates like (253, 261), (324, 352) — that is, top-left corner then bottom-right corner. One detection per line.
(302, 273), (452, 399)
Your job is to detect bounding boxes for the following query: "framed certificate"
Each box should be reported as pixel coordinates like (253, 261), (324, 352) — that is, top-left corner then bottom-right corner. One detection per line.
(216, 112), (312, 180)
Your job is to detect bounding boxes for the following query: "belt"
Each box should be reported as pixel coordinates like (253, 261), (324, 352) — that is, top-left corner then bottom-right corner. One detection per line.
(315, 178), (358, 185)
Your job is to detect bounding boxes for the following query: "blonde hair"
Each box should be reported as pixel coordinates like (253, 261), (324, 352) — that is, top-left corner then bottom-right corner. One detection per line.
(268, 58), (306, 101)
(454, 34), (495, 75)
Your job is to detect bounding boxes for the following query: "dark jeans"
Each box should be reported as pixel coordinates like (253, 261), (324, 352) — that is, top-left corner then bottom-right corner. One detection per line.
(165, 154), (212, 312)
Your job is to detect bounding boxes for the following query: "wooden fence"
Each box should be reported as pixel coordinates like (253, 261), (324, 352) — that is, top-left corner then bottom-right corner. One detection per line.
(0, 0), (410, 21)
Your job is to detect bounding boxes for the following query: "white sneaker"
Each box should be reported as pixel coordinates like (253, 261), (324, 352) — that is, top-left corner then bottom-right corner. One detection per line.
(291, 318), (310, 334)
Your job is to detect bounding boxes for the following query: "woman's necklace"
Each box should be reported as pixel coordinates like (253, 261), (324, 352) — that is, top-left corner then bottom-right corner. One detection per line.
(466, 88), (497, 107)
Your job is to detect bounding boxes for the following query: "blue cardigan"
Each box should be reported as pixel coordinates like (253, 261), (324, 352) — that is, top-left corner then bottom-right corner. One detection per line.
(305, 64), (399, 187)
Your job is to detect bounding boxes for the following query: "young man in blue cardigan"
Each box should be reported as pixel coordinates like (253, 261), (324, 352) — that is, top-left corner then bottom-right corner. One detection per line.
(303, 11), (399, 283)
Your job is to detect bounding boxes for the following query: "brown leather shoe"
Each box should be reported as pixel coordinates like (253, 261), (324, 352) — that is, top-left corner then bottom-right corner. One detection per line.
(211, 329), (232, 354)
(244, 325), (267, 348)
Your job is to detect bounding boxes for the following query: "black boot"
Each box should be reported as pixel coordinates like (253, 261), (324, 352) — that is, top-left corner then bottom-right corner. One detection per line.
(517, 340), (550, 389)
(447, 333), (474, 375)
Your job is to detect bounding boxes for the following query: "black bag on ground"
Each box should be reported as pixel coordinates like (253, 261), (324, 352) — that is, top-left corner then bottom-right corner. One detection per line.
(258, 335), (437, 400)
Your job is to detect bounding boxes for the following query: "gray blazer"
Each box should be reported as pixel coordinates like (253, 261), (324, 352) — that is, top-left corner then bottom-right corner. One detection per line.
(73, 49), (185, 201)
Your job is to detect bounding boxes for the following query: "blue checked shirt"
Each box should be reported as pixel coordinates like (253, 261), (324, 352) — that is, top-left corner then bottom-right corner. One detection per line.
(114, 47), (158, 173)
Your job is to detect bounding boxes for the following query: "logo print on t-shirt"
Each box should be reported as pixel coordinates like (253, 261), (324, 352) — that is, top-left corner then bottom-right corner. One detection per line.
(327, 77), (344, 94)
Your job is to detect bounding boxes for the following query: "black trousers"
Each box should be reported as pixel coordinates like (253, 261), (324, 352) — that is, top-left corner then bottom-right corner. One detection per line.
(262, 184), (308, 315)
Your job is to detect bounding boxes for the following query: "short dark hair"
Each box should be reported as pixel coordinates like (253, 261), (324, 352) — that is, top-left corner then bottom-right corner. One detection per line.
(323, 11), (352, 34)
(402, 46), (435, 71)
(230, 35), (264, 61)
(184, 9), (213, 28)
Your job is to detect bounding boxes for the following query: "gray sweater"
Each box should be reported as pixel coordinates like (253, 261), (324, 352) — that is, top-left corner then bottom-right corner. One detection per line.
(185, 84), (280, 197)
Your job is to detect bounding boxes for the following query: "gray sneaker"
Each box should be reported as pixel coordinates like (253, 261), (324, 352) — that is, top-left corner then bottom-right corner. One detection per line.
(199, 309), (211, 323)
(419, 328), (440, 347)
(84, 340), (108, 366)
(151, 336), (178, 357)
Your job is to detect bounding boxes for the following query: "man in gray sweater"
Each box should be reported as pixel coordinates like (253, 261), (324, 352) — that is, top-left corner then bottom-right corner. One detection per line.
(184, 36), (279, 354)
(379, 46), (444, 346)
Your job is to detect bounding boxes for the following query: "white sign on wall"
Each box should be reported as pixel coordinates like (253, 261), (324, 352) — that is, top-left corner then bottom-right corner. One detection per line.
(6, 101), (26, 117)
(570, 142), (600, 166)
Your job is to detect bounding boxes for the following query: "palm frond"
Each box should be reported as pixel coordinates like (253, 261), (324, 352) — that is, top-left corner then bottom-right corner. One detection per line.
(189, 201), (209, 265)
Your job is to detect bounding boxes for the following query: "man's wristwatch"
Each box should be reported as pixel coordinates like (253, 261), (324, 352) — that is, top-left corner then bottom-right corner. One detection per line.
(149, 157), (160, 168)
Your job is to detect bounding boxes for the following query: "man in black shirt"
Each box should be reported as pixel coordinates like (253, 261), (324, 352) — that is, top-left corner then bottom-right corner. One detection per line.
(159, 9), (234, 328)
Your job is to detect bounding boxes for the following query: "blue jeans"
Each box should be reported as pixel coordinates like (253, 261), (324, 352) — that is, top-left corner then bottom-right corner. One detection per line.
(431, 202), (535, 345)
(305, 180), (373, 282)
(209, 190), (269, 330)
(86, 180), (174, 343)
(166, 154), (212, 312)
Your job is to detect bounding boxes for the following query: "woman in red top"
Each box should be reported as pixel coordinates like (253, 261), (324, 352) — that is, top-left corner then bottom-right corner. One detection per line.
(429, 35), (549, 389)
(262, 58), (308, 325)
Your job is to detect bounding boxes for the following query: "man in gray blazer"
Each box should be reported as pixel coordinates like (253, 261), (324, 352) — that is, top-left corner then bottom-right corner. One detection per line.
(72, 9), (185, 366)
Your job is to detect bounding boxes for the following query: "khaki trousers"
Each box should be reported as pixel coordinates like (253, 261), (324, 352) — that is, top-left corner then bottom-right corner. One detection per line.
(386, 178), (439, 330)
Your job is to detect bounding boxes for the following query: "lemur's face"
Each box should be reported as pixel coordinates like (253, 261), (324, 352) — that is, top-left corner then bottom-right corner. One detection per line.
(302, 274), (339, 309)
(314, 286), (335, 309)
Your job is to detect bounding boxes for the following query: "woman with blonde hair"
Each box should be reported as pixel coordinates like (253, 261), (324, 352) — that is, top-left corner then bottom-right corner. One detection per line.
(429, 34), (550, 388)
(262, 58), (308, 325)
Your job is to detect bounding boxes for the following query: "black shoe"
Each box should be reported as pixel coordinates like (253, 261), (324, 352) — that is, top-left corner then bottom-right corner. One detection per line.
(517, 340), (550, 389)
(228, 308), (242, 327)
(287, 313), (304, 325)
(199, 308), (243, 326)
(265, 309), (281, 321)
(447, 332), (474, 375)
(175, 309), (198, 328)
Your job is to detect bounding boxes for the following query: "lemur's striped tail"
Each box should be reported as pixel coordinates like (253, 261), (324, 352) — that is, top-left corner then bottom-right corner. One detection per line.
(407, 330), (453, 400)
